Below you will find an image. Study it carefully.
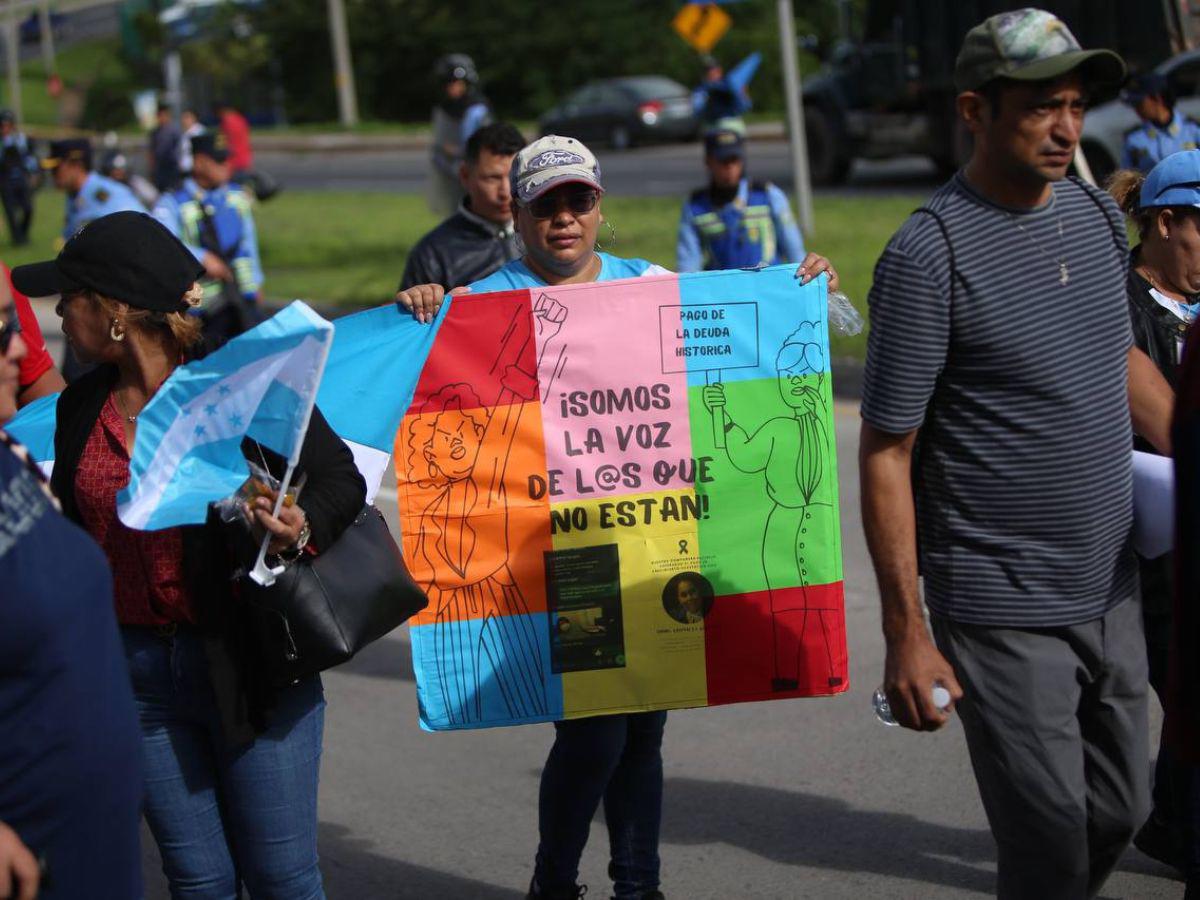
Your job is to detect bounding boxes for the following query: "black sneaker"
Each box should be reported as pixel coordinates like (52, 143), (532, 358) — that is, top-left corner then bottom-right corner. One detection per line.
(527, 876), (588, 899)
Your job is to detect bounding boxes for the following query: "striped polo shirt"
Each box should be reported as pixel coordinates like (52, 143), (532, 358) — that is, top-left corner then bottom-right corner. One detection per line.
(862, 173), (1136, 627)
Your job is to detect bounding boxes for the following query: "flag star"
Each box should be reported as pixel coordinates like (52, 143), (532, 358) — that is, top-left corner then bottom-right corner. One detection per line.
(218, 385), (232, 396)
(204, 404), (218, 416)
(194, 424), (207, 438)
(229, 413), (244, 428)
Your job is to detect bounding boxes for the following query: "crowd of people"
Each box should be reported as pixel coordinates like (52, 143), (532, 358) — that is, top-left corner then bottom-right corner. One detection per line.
(2, 6), (1200, 899)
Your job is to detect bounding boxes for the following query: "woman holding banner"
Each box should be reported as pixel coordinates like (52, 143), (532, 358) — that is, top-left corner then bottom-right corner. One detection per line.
(13, 211), (365, 899)
(398, 135), (838, 900)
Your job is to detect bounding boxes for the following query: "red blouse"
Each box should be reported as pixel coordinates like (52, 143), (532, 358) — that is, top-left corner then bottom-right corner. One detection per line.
(74, 396), (197, 626)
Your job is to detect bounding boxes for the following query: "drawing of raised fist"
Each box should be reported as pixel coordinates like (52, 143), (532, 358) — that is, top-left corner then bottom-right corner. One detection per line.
(533, 293), (568, 343)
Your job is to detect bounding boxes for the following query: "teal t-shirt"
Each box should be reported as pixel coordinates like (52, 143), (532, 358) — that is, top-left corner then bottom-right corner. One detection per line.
(469, 252), (669, 291)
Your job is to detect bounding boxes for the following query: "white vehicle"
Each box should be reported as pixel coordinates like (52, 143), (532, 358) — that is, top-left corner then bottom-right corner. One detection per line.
(1081, 48), (1200, 183)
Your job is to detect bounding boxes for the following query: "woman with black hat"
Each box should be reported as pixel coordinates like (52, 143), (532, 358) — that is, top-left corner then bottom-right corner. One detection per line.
(13, 210), (365, 897)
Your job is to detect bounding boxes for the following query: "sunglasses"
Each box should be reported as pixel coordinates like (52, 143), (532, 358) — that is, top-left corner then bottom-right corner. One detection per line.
(526, 188), (599, 219)
(0, 302), (21, 354)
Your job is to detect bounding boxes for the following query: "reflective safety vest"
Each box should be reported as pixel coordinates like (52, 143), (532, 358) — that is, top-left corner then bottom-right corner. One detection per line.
(172, 184), (260, 307)
(685, 180), (778, 271)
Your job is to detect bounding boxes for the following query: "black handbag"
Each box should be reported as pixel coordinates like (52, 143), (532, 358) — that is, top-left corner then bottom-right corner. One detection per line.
(241, 504), (428, 685)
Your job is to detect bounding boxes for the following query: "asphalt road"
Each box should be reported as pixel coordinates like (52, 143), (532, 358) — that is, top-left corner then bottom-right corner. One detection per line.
(254, 142), (942, 198)
(25, 304), (1181, 900)
(27, 267), (1180, 900)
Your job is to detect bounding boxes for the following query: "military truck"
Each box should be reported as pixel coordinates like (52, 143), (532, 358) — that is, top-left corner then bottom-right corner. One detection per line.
(802, 0), (1198, 183)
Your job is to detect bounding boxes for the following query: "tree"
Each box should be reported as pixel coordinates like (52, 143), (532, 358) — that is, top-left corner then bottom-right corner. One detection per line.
(253, 0), (845, 124)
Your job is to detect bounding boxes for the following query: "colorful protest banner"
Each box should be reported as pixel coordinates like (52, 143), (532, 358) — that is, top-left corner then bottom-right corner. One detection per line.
(395, 265), (847, 731)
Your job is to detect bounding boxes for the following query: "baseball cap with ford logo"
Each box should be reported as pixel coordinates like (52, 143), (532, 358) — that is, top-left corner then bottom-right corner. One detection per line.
(511, 135), (604, 205)
(954, 8), (1125, 92)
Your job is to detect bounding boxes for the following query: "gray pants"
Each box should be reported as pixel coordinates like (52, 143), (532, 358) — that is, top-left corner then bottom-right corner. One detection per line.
(932, 598), (1150, 899)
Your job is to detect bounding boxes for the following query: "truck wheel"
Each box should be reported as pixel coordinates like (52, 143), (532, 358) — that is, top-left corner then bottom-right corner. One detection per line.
(804, 106), (850, 185)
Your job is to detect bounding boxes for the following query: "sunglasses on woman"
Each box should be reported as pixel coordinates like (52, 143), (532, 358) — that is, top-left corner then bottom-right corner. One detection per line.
(0, 302), (21, 354)
(526, 188), (599, 220)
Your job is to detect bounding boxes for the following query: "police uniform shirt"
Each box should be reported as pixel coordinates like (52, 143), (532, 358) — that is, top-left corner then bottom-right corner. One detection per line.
(151, 178), (263, 300)
(1121, 110), (1200, 174)
(0, 133), (34, 181)
(63, 171), (143, 239)
(676, 176), (805, 272)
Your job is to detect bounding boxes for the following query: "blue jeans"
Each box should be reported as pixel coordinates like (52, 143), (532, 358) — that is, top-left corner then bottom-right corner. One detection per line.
(535, 711), (667, 898)
(122, 627), (326, 899)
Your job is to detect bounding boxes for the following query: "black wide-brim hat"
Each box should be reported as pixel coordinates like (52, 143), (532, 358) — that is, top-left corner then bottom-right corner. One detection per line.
(12, 211), (205, 313)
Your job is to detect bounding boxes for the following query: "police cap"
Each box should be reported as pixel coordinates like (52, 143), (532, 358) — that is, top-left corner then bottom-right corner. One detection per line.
(190, 130), (229, 163)
(41, 138), (91, 170)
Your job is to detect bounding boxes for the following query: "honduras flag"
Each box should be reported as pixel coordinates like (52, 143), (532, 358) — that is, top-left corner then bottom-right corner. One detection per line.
(117, 301), (333, 531)
(316, 299), (446, 502)
(4, 391), (58, 477)
(5, 298), (445, 518)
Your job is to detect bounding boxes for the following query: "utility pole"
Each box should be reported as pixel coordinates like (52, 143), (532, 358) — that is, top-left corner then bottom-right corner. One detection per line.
(326, 0), (358, 127)
(5, 3), (20, 122)
(37, 0), (54, 75)
(777, 0), (814, 236)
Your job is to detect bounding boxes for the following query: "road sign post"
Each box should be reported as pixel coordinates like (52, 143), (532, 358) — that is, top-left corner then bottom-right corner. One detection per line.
(777, 0), (814, 236)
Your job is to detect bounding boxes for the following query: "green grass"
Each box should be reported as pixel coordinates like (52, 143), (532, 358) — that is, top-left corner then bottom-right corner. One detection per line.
(5, 188), (926, 359)
(254, 190), (924, 359)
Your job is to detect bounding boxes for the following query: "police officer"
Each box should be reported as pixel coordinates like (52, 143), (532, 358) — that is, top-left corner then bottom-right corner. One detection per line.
(152, 132), (263, 344)
(42, 138), (142, 242)
(677, 122), (805, 272)
(42, 138), (143, 380)
(1121, 72), (1200, 174)
(0, 111), (36, 245)
(428, 53), (492, 218)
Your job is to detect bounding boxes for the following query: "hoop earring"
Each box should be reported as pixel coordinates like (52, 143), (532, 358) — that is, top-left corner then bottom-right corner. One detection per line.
(596, 219), (617, 251)
(110, 319), (125, 342)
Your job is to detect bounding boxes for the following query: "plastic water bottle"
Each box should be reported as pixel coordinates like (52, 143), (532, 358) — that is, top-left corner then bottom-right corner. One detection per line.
(872, 682), (953, 726)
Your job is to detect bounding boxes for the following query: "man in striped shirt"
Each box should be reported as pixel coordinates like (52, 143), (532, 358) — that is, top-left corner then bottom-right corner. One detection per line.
(860, 10), (1175, 898)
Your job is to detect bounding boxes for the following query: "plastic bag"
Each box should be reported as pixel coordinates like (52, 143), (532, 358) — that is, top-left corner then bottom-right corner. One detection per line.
(213, 460), (306, 528)
(828, 290), (864, 336)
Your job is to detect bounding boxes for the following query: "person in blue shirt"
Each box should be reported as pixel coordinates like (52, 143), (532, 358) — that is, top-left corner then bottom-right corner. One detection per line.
(399, 134), (837, 900)
(152, 132), (263, 343)
(677, 123), (805, 272)
(1121, 72), (1200, 174)
(0, 111), (36, 246)
(42, 138), (142, 243)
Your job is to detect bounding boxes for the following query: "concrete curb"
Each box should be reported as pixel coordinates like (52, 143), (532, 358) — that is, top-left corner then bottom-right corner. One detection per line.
(113, 121), (789, 156)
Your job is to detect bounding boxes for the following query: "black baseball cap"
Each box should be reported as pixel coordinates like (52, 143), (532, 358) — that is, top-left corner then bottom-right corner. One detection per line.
(190, 130), (229, 163)
(12, 211), (205, 313)
(704, 126), (745, 161)
(1122, 72), (1171, 105)
(41, 138), (91, 170)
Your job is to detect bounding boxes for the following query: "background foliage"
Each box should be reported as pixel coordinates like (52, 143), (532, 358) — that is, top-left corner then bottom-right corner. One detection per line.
(252, 0), (844, 124)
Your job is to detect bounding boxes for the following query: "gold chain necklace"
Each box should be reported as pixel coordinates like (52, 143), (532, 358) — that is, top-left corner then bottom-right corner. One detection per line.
(1007, 209), (1069, 286)
(112, 389), (140, 424)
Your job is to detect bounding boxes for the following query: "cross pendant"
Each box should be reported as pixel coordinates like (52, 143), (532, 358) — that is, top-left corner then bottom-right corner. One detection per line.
(1059, 262), (1069, 286)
